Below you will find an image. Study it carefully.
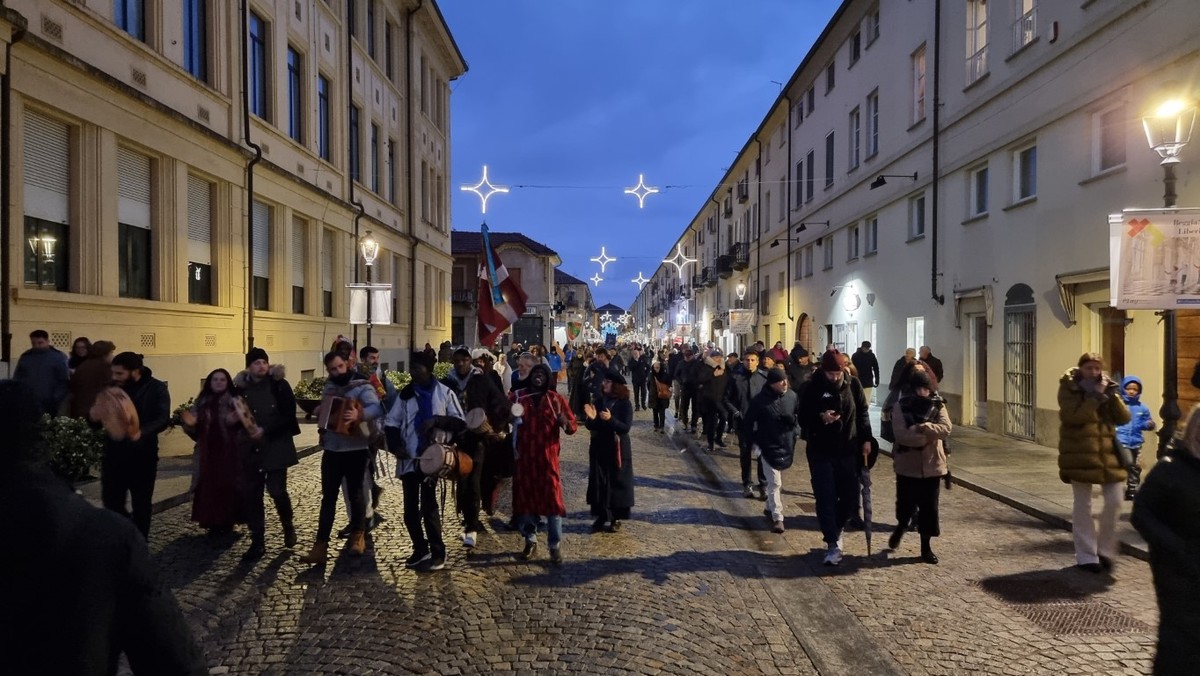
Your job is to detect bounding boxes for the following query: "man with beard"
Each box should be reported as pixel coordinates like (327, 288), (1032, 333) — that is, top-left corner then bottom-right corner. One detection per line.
(799, 350), (873, 566)
(725, 349), (770, 499)
(98, 352), (171, 539)
(443, 348), (512, 548)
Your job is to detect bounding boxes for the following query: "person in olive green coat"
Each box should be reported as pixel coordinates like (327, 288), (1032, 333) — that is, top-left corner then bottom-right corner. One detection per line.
(1057, 353), (1130, 573)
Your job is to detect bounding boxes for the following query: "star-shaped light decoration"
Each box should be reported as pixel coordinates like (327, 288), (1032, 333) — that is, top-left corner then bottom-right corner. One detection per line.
(631, 272), (649, 290)
(590, 273), (604, 286)
(663, 243), (697, 279)
(601, 311), (614, 325)
(624, 174), (660, 209)
(590, 247), (616, 273)
(460, 165), (509, 214)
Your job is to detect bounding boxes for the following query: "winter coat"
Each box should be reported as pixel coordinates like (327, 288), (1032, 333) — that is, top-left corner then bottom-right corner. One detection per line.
(920, 354), (944, 382)
(585, 395), (635, 517)
(799, 372), (872, 457)
(725, 366), (769, 424)
(628, 352), (650, 385)
(667, 351), (683, 381)
(1131, 450), (1200, 675)
(318, 377), (382, 452)
(13, 346), (69, 416)
(694, 356), (728, 407)
(785, 360), (813, 396)
(69, 356), (113, 419)
(384, 379), (464, 476)
(889, 394), (952, 478)
(850, 350), (881, 388)
(1116, 376), (1155, 449)
(746, 387), (799, 470)
(233, 366), (300, 470)
(651, 367), (672, 411)
(105, 369), (171, 458)
(1056, 367), (1131, 485)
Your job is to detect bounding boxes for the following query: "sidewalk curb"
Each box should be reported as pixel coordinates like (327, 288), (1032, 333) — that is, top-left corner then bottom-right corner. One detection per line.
(146, 444), (323, 516)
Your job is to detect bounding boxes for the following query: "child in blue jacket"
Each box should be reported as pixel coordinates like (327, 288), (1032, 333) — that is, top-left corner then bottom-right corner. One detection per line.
(1117, 375), (1156, 500)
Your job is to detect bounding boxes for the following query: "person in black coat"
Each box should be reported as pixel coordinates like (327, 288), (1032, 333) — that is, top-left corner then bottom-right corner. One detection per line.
(850, 341), (881, 402)
(628, 345), (651, 411)
(889, 347), (918, 391)
(0, 380), (207, 675)
(746, 369), (799, 533)
(800, 350), (873, 567)
(919, 346), (945, 383)
(1131, 405), (1200, 675)
(650, 360), (672, 432)
(726, 350), (770, 498)
(583, 371), (635, 532)
(694, 349), (730, 453)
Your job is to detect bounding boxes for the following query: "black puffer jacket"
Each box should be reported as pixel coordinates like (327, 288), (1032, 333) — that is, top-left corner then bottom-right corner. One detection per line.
(798, 372), (872, 456)
(746, 387), (799, 470)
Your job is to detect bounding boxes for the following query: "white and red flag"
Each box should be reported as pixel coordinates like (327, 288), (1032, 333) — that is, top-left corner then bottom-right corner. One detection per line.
(477, 224), (528, 346)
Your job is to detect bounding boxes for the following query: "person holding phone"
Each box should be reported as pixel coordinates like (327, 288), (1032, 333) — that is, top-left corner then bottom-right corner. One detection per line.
(583, 371), (634, 533)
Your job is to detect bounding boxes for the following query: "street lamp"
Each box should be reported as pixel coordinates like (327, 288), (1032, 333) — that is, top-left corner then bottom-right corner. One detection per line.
(1142, 85), (1196, 452)
(360, 231), (379, 347)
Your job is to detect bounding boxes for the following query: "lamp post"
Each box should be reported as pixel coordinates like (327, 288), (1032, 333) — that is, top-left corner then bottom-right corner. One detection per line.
(360, 230), (380, 347)
(1142, 87), (1196, 452)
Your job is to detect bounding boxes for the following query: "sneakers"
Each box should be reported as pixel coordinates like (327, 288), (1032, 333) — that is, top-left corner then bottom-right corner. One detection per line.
(743, 485), (755, 499)
(416, 556), (446, 572)
(462, 531), (477, 548)
(715, 439), (727, 448)
(772, 520), (785, 534)
(519, 540), (538, 560)
(336, 523), (353, 539)
(755, 486), (767, 501)
(404, 551), (432, 569)
(549, 547), (563, 566)
(823, 546), (844, 567)
(887, 528), (904, 551)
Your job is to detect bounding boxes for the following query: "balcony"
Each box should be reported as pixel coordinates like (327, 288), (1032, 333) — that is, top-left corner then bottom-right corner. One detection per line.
(1011, 7), (1036, 55)
(702, 266), (718, 287)
(451, 289), (475, 304)
(691, 274), (704, 290)
(966, 46), (988, 86)
(730, 242), (750, 271)
(723, 200), (733, 218)
(715, 254), (734, 279)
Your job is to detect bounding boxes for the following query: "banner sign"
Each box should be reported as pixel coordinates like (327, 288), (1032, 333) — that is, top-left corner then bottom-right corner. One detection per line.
(348, 283), (393, 325)
(566, 321), (581, 341)
(729, 309), (756, 334)
(1110, 208), (1200, 309)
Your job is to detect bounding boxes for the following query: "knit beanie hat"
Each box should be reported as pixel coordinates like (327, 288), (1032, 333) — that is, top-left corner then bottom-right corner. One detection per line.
(766, 368), (788, 384)
(820, 350), (843, 372)
(246, 347), (270, 368)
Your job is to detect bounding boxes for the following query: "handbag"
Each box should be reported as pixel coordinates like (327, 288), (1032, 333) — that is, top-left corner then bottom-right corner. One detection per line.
(880, 417), (895, 443)
(655, 379), (672, 400)
(1112, 439), (1135, 469)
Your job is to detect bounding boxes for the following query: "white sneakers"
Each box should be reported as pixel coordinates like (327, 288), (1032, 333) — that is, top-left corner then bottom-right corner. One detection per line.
(823, 540), (844, 566)
(462, 531), (477, 548)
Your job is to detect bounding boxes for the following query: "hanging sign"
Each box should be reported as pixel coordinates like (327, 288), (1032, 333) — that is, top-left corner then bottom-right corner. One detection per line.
(1110, 208), (1200, 309)
(348, 283), (393, 325)
(729, 309), (756, 334)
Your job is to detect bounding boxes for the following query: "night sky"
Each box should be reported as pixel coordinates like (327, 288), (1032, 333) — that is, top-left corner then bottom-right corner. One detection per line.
(441, 1), (840, 309)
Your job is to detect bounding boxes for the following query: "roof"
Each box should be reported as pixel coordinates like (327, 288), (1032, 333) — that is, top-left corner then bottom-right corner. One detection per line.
(554, 268), (589, 286)
(595, 303), (625, 314)
(451, 230), (559, 259)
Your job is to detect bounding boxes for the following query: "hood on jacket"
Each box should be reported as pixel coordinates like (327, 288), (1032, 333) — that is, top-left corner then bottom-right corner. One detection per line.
(704, 355), (723, 369)
(1121, 375), (1143, 403)
(233, 364), (287, 389)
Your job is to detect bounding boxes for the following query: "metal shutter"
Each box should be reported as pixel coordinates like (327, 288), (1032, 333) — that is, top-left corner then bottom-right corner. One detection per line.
(23, 110), (70, 223)
(291, 217), (306, 285)
(252, 200), (270, 278)
(321, 229), (333, 291)
(117, 146), (151, 229)
(186, 175), (212, 265)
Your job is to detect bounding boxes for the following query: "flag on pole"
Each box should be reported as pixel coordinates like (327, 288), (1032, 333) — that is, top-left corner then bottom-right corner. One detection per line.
(477, 224), (528, 346)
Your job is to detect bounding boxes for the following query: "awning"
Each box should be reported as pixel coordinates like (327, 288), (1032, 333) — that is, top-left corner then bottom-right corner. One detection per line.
(1055, 267), (1109, 326)
(953, 285), (993, 328)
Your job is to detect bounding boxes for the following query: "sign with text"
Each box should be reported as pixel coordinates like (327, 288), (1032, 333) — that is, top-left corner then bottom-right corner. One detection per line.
(729, 309), (757, 334)
(1110, 208), (1200, 309)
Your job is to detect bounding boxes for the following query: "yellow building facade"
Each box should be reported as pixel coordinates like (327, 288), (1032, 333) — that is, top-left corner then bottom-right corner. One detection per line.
(1, 0), (465, 390)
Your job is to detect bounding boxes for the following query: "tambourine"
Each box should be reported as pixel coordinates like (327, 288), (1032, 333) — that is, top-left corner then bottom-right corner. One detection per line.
(90, 387), (141, 442)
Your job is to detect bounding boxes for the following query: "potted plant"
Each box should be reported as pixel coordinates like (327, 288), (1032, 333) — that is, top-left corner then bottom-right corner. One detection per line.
(38, 414), (105, 485)
(293, 376), (327, 420)
(385, 370), (412, 392)
(433, 362), (452, 380)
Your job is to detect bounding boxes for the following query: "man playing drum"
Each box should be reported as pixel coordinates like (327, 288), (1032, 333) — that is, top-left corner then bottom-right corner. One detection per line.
(384, 356), (465, 572)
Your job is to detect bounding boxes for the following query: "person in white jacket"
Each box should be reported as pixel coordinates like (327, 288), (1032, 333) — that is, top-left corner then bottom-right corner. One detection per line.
(384, 358), (464, 572)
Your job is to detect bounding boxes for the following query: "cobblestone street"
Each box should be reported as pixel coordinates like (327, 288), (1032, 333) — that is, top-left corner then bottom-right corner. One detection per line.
(147, 404), (1160, 675)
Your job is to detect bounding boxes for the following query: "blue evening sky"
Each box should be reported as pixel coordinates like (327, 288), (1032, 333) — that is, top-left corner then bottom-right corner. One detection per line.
(441, 1), (841, 309)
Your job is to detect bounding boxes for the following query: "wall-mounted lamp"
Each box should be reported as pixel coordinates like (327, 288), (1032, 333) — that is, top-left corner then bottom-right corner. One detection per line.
(869, 172), (918, 189)
(795, 220), (830, 233)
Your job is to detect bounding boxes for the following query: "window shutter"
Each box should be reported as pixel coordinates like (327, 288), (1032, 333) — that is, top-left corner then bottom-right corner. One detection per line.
(186, 175), (212, 265)
(321, 229), (333, 291)
(117, 147), (152, 229)
(23, 110), (70, 223)
(291, 217), (307, 285)
(252, 200), (270, 278)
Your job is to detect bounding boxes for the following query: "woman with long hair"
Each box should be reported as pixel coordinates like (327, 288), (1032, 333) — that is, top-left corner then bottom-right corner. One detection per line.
(583, 371), (635, 532)
(67, 337), (91, 373)
(183, 369), (251, 538)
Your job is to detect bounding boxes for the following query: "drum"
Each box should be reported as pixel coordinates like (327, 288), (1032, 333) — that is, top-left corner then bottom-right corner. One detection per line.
(464, 408), (493, 436)
(418, 442), (473, 480)
(90, 387), (141, 441)
(510, 402), (525, 419)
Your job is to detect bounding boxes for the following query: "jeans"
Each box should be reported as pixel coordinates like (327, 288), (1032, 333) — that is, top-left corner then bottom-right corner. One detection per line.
(1071, 481), (1121, 565)
(737, 428), (766, 489)
(806, 448), (860, 545)
(101, 452), (158, 539)
(895, 475), (940, 537)
(316, 449), (369, 542)
(456, 436), (486, 532)
(243, 452), (292, 537)
(765, 464), (785, 522)
(402, 472), (445, 559)
(1126, 447), (1143, 495)
(517, 514), (562, 549)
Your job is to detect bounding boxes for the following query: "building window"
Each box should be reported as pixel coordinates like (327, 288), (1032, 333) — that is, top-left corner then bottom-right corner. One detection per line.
(912, 45), (927, 124)
(23, 111), (71, 292)
(385, 21), (395, 81)
(806, 87), (815, 115)
(117, 147), (152, 300)
(793, 161), (803, 208)
(764, 191), (771, 229)
(966, 0), (989, 85)
(248, 12), (269, 120)
(1095, 103), (1127, 173)
(366, 0), (376, 58)
(292, 217), (307, 314)
(776, 182), (785, 220)
(187, 175), (213, 305)
(183, 0), (208, 82)
(866, 90), (879, 157)
(849, 30), (862, 65)
(804, 245), (814, 277)
(823, 237), (834, 269)
(114, 0), (146, 42)
(793, 100), (803, 128)
(805, 150), (815, 202)
(321, 229), (334, 317)
(347, 0), (357, 38)
(1014, 144), (1037, 201)
(824, 132), (835, 188)
(252, 201), (271, 311)
(848, 107), (861, 171)
(387, 139), (397, 204)
(1011, 0), (1037, 55)
(969, 165), (989, 217)
(349, 105), (361, 183)
(370, 123), (380, 193)
(793, 250), (803, 280)
(847, 224), (860, 261)
(865, 6), (880, 46)
(421, 160), (429, 221)
(287, 47), (304, 143)
(865, 216), (878, 254)
(909, 193), (927, 238)
(825, 62), (836, 94)
(317, 75), (331, 161)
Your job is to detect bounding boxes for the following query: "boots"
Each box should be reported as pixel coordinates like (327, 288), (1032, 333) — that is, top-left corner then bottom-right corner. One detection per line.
(274, 494), (297, 548)
(299, 540), (328, 565)
(347, 530), (366, 556)
(282, 521), (298, 549)
(888, 526), (904, 551)
(920, 535), (939, 565)
(241, 534), (266, 562)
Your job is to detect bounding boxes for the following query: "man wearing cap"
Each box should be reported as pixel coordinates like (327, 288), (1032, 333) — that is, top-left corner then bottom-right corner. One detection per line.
(799, 350), (874, 566)
(234, 347), (300, 559)
(745, 368), (800, 533)
(726, 349), (770, 499)
(785, 344), (813, 396)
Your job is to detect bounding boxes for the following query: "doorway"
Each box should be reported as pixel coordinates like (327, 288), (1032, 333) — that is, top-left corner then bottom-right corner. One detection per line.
(1003, 284), (1037, 439)
(968, 315), (988, 428)
(797, 313), (814, 353)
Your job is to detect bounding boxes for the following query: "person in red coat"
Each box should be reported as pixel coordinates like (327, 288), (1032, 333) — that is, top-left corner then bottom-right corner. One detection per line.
(510, 364), (578, 564)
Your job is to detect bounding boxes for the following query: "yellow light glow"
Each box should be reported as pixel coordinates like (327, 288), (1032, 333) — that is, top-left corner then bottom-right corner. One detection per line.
(1156, 99), (1189, 118)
